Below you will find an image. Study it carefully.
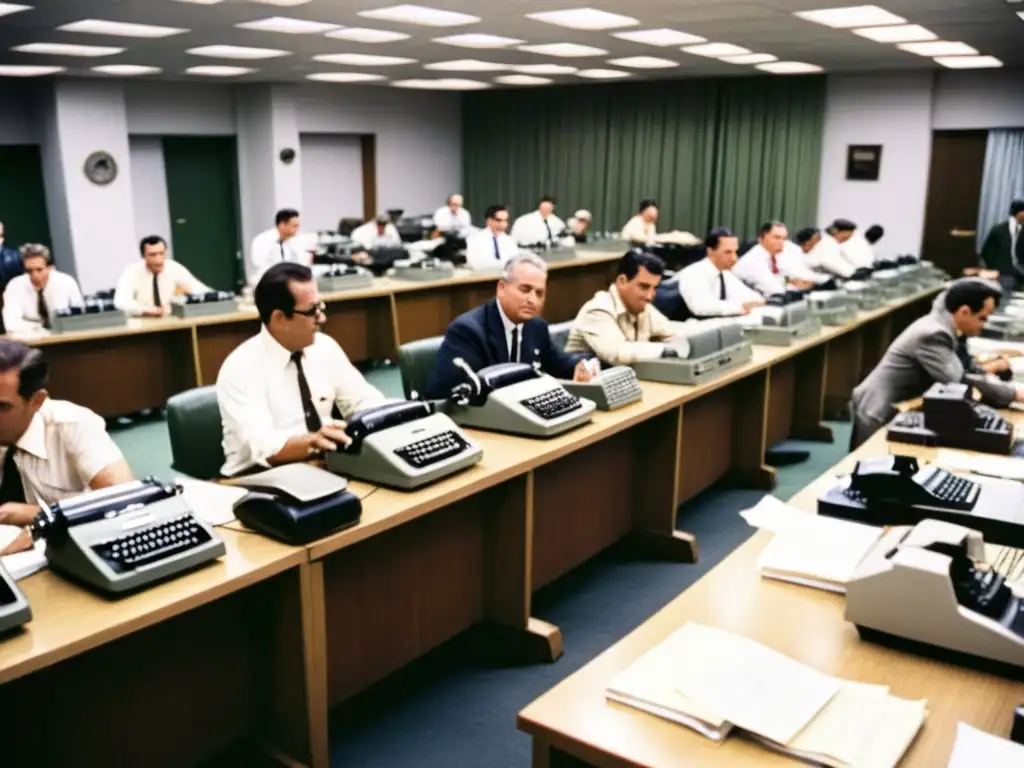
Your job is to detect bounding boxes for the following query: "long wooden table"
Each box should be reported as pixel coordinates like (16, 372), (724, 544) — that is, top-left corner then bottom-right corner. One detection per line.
(518, 415), (1024, 768)
(1, 285), (938, 768)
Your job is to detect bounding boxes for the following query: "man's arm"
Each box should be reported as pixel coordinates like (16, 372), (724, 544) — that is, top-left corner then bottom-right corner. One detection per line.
(89, 459), (135, 489)
(2, 282), (31, 332)
(679, 275), (744, 317)
(66, 275), (84, 307)
(113, 267), (146, 316)
(916, 330), (967, 385)
(174, 261), (211, 294)
(464, 236), (494, 271)
(572, 306), (664, 365)
(540, 322), (592, 379)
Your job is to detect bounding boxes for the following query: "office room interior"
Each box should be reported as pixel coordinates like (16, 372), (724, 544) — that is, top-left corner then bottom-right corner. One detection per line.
(1, 1), (1024, 767)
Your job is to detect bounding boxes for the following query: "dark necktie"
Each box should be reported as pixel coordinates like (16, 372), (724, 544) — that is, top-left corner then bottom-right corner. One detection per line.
(37, 289), (50, 329)
(719, 272), (727, 300)
(0, 447), (26, 505)
(152, 273), (161, 308)
(510, 327), (519, 363)
(769, 253), (779, 275)
(280, 241), (286, 261)
(493, 235), (501, 261)
(292, 351), (322, 433)
(543, 218), (553, 243)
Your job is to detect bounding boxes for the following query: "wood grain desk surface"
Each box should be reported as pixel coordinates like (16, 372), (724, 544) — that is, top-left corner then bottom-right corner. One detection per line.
(517, 426), (1024, 768)
(0, 527), (304, 686)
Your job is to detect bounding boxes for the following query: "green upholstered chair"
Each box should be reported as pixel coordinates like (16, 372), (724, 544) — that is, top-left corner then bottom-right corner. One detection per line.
(397, 335), (444, 399)
(548, 320), (573, 351)
(166, 386), (225, 480)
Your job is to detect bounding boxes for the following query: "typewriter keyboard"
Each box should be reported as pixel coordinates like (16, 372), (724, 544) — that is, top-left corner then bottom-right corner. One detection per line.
(927, 469), (980, 508)
(394, 430), (471, 469)
(93, 513), (212, 572)
(976, 405), (1010, 433)
(520, 388), (583, 421)
(895, 411), (926, 429)
(599, 368), (643, 409)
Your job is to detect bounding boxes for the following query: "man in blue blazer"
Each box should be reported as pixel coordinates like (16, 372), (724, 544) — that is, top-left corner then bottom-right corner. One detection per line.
(427, 252), (596, 399)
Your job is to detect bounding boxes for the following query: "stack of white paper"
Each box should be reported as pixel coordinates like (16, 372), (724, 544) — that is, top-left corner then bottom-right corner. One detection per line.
(948, 722), (1024, 766)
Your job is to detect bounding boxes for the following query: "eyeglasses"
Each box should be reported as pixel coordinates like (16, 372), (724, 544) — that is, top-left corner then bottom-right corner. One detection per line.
(292, 301), (326, 318)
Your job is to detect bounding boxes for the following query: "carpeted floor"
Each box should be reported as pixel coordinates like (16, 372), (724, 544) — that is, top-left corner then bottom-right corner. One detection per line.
(109, 366), (851, 768)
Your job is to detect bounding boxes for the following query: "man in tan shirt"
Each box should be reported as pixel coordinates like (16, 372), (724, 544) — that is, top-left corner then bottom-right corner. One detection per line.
(565, 250), (678, 365)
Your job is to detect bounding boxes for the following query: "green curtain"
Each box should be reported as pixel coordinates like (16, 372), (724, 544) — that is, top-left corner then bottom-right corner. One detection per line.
(462, 75), (825, 242)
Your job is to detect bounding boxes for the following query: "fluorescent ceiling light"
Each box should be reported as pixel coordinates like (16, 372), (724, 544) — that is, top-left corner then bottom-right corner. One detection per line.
(576, 69), (630, 79)
(432, 33), (524, 48)
(58, 19), (187, 38)
(173, 0), (222, 4)
(187, 44), (290, 59)
(852, 24), (935, 43)
(720, 53), (777, 65)
(251, 0), (313, 5)
(517, 43), (607, 57)
(607, 56), (678, 69)
(13, 42), (124, 57)
(306, 72), (387, 82)
(494, 74), (551, 85)
(526, 8), (638, 31)
(612, 28), (706, 46)
(91, 64), (162, 75)
(0, 4), (32, 19)
(0, 65), (66, 76)
(934, 55), (1003, 69)
(424, 59), (509, 71)
(325, 27), (410, 43)
(898, 40), (977, 56)
(314, 52), (415, 65)
(236, 16), (339, 34)
(682, 42), (750, 57)
(186, 65), (255, 76)
(512, 63), (577, 74)
(392, 78), (489, 89)
(756, 61), (823, 74)
(794, 5), (905, 29)
(359, 5), (480, 27)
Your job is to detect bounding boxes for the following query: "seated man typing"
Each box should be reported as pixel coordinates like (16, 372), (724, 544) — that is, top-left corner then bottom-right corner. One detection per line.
(678, 228), (765, 318)
(733, 222), (818, 296)
(565, 249), (679, 365)
(0, 340), (134, 554)
(216, 262), (387, 477)
(427, 253), (597, 399)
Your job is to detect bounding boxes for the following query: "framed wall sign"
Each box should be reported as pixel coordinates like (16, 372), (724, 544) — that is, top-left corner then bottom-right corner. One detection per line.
(846, 145), (882, 181)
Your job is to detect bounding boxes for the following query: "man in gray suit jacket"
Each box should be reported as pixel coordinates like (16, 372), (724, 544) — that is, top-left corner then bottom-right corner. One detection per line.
(851, 279), (1023, 449)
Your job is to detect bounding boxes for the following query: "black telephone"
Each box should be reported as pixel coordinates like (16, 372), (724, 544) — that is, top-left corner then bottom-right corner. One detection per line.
(887, 382), (1014, 454)
(765, 289), (807, 306)
(450, 361), (540, 408)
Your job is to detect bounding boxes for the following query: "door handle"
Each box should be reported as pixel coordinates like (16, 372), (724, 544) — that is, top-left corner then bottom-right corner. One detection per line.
(950, 228), (976, 237)
(176, 218), (187, 225)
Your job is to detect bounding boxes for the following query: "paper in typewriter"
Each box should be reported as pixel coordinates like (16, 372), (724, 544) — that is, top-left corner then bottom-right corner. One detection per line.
(933, 449), (1024, 482)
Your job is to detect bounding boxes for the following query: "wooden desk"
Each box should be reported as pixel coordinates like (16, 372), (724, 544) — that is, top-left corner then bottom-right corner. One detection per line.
(517, 429), (1024, 768)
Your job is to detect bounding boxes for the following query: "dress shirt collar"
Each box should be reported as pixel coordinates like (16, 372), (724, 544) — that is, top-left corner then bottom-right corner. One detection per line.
(16, 401), (49, 460)
(703, 257), (725, 273)
(259, 325), (303, 369)
(1012, 217), (1021, 234)
(608, 283), (640, 321)
(495, 299), (522, 335)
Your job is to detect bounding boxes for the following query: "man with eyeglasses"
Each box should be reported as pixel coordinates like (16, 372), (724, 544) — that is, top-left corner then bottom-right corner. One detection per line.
(216, 262), (386, 477)
(465, 204), (519, 271)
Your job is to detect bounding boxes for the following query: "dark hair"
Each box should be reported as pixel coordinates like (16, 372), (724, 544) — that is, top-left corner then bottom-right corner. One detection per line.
(864, 224), (884, 244)
(617, 249), (665, 280)
(275, 208), (300, 227)
(19, 243), (52, 265)
(705, 227), (735, 250)
(1011, 200), (1024, 217)
(758, 221), (785, 237)
(638, 198), (658, 213)
(139, 235), (166, 256)
(944, 278), (1002, 314)
(539, 196), (555, 205)
(830, 218), (857, 233)
(794, 227), (820, 246)
(0, 340), (48, 400)
(484, 204), (508, 220)
(255, 262), (313, 325)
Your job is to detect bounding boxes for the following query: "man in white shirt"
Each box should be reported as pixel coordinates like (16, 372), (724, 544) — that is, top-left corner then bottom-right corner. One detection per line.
(621, 198), (659, 245)
(734, 222), (820, 297)
(114, 235), (210, 317)
(433, 194), (472, 234)
(510, 196), (573, 248)
(465, 205), (519, 271)
(350, 213), (402, 250)
(678, 228), (765, 317)
(2, 243), (83, 332)
(248, 208), (309, 287)
(804, 221), (857, 278)
(217, 262), (387, 477)
(839, 222), (881, 270)
(0, 340), (134, 554)
(567, 209), (592, 242)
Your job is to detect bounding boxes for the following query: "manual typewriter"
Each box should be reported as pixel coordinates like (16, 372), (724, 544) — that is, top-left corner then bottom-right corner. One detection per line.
(559, 365), (643, 411)
(742, 294), (821, 346)
(887, 382), (1015, 454)
(316, 264), (375, 293)
(630, 322), (753, 386)
(170, 290), (239, 319)
(392, 257), (456, 282)
(50, 296), (127, 333)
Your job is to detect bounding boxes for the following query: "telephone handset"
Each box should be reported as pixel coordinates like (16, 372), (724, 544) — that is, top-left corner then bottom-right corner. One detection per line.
(449, 360), (540, 408)
(341, 400), (434, 452)
(0, 561), (31, 635)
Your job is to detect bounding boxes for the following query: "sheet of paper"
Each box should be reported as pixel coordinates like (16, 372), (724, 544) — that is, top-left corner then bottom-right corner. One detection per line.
(948, 721), (1024, 766)
(0, 524), (47, 581)
(673, 623), (841, 745)
(177, 477), (246, 527)
(787, 681), (890, 763)
(756, 517), (882, 590)
(933, 449), (1024, 482)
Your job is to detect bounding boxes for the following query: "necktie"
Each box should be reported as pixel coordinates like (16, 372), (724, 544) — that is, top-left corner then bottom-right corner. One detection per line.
(543, 218), (553, 243)
(1013, 221), (1022, 265)
(493, 235), (501, 261)
(0, 447), (26, 505)
(292, 351), (322, 433)
(37, 289), (50, 329)
(152, 273), (161, 308)
(719, 272), (727, 301)
(280, 241), (286, 261)
(510, 327), (519, 363)
(769, 253), (779, 275)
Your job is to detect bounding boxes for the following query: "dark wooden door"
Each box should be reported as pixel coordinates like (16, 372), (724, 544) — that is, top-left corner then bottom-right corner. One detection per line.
(921, 131), (987, 277)
(0, 145), (52, 251)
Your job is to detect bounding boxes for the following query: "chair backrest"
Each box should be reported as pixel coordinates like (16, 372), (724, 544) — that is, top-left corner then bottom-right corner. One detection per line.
(397, 335), (444, 399)
(548, 320), (573, 350)
(653, 279), (694, 322)
(166, 386), (225, 480)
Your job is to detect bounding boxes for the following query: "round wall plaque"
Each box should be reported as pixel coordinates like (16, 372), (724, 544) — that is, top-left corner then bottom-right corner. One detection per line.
(84, 151), (118, 186)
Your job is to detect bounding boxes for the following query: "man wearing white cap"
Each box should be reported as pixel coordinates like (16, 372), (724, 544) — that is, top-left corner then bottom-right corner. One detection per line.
(567, 210), (593, 243)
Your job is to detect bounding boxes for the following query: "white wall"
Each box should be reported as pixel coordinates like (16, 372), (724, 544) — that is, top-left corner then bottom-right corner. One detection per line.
(932, 70), (1024, 131)
(817, 71), (935, 256)
(299, 133), (364, 232)
(128, 136), (172, 251)
(123, 81), (235, 136)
